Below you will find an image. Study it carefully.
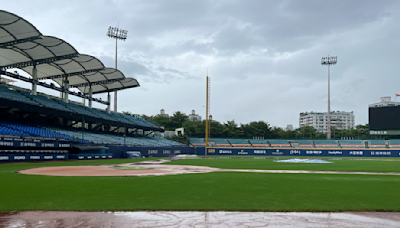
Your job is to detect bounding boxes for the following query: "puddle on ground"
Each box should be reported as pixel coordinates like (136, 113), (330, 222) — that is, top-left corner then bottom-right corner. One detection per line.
(1, 211), (400, 228)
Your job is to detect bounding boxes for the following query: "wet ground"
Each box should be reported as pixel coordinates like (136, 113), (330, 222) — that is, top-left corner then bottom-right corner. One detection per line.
(1, 211), (400, 227)
(19, 162), (400, 177)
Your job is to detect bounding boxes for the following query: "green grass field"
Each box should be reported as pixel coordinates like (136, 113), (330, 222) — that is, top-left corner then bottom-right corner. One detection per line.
(168, 158), (400, 172)
(1, 157), (400, 212)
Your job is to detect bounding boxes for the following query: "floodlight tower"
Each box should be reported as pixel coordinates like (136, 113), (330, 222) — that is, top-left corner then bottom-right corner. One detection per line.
(321, 55), (337, 140)
(107, 25), (128, 112)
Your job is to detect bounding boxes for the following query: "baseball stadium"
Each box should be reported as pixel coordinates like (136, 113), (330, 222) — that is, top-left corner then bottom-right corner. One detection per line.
(2, 9), (400, 226)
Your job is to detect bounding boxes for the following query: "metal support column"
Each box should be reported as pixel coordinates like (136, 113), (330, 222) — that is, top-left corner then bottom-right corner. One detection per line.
(107, 92), (111, 113)
(63, 79), (69, 103)
(32, 66), (37, 95)
(81, 115), (85, 141)
(124, 123), (126, 146)
(88, 87), (93, 108)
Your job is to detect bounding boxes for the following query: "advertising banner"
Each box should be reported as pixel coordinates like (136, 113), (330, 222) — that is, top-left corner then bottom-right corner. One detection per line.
(0, 153), (68, 162)
(0, 138), (71, 148)
(197, 147), (400, 157)
(68, 154), (113, 160)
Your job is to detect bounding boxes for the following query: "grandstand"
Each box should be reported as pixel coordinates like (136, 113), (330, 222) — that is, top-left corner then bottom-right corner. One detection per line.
(248, 139), (270, 147)
(0, 10), (193, 162)
(313, 140), (340, 148)
(189, 138), (391, 149)
(189, 138), (206, 147)
(388, 140), (400, 148)
(227, 138), (251, 147)
(267, 139), (291, 147)
(290, 140), (314, 148)
(367, 140), (386, 148)
(338, 140), (365, 148)
(209, 138), (231, 147)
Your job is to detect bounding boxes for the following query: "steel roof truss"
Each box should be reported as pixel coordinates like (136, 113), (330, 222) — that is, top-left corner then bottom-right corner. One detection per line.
(0, 35), (43, 47)
(71, 78), (122, 88)
(39, 67), (105, 80)
(1, 53), (79, 69)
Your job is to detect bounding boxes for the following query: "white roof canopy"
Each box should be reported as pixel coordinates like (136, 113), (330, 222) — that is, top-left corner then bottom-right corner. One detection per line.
(53, 67), (126, 93)
(77, 78), (140, 94)
(0, 36), (79, 69)
(0, 10), (42, 45)
(21, 54), (105, 79)
(0, 10), (140, 96)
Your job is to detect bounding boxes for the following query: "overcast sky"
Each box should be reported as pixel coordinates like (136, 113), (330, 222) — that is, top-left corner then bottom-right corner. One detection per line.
(3, 0), (400, 128)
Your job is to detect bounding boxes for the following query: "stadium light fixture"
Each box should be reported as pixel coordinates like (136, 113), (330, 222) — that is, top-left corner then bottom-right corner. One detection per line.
(107, 25), (128, 113)
(321, 55), (338, 140)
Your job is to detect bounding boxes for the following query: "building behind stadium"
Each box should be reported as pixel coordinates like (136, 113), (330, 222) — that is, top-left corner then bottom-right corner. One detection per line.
(299, 111), (355, 133)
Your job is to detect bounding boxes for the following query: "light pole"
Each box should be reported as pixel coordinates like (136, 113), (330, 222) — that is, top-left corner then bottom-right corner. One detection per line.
(321, 55), (337, 140)
(107, 25), (128, 112)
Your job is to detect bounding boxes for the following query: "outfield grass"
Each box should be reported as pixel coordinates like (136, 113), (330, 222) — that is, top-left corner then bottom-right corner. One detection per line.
(2, 158), (400, 211)
(167, 158), (400, 173)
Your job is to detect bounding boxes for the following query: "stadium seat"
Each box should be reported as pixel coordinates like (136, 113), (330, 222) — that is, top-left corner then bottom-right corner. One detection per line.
(388, 140), (400, 148)
(267, 139), (291, 147)
(189, 138), (206, 147)
(227, 138), (252, 147)
(248, 139), (270, 147)
(289, 140), (314, 148)
(313, 140), (339, 148)
(209, 138), (231, 147)
(368, 140), (386, 148)
(338, 140), (365, 148)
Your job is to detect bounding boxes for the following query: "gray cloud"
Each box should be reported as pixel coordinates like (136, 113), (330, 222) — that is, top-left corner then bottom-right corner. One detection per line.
(2, 0), (400, 128)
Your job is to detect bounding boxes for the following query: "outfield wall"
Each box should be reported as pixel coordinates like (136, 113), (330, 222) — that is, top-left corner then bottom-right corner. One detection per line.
(108, 146), (195, 158)
(0, 152), (68, 162)
(0, 145), (195, 162)
(196, 147), (400, 157)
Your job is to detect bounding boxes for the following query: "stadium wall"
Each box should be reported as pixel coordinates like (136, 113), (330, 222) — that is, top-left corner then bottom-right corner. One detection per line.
(0, 136), (71, 148)
(0, 152), (68, 162)
(108, 146), (195, 158)
(197, 147), (400, 157)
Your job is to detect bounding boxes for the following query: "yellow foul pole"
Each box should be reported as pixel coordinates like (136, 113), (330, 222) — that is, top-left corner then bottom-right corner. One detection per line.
(205, 76), (210, 156)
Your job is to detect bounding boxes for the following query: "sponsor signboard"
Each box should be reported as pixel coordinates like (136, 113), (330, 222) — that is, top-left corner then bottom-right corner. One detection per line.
(196, 147), (400, 157)
(148, 150), (158, 155)
(0, 153), (68, 161)
(0, 139), (71, 148)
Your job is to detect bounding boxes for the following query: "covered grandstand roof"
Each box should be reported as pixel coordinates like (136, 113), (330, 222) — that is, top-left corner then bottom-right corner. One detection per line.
(0, 10), (140, 96)
(77, 77), (139, 94)
(55, 67), (127, 92)
(21, 54), (105, 79)
(0, 36), (79, 69)
(0, 10), (42, 46)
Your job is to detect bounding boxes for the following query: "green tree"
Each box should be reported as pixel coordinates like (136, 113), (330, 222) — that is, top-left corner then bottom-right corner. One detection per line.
(182, 120), (204, 137)
(140, 114), (154, 122)
(169, 111), (188, 129)
(296, 126), (318, 139)
(169, 135), (190, 145)
(224, 120), (242, 137)
(153, 114), (171, 130)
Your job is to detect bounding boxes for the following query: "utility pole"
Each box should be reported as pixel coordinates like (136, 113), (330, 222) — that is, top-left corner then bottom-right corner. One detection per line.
(321, 55), (338, 140)
(107, 25), (128, 112)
